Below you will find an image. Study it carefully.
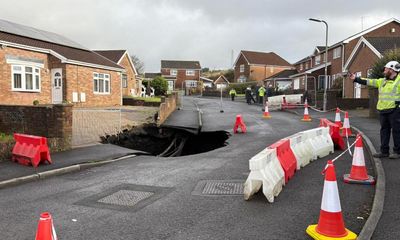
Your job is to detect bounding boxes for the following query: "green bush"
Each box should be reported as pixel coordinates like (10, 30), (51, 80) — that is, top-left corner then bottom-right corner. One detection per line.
(150, 76), (168, 96)
(0, 133), (14, 162)
(370, 48), (400, 78)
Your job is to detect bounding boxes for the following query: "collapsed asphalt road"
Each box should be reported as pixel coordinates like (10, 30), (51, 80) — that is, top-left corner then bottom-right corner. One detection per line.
(0, 96), (374, 239)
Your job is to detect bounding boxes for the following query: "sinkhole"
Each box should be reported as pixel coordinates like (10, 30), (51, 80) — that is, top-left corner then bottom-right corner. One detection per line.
(101, 124), (230, 157)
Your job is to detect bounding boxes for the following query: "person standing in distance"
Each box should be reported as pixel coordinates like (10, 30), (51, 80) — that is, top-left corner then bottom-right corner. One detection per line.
(229, 88), (237, 101)
(349, 60), (400, 158)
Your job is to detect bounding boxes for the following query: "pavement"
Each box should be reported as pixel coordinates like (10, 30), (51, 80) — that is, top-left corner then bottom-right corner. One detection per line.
(0, 97), (395, 239)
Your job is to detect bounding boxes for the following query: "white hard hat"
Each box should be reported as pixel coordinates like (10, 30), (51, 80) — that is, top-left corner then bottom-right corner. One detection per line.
(384, 60), (400, 72)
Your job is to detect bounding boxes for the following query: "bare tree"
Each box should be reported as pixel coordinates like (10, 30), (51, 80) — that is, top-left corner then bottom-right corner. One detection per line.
(130, 55), (145, 74)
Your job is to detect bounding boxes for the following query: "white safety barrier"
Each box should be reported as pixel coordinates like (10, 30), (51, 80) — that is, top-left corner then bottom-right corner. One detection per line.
(244, 148), (285, 203)
(302, 127), (334, 160)
(287, 133), (314, 169)
(285, 94), (303, 104)
(267, 95), (284, 106)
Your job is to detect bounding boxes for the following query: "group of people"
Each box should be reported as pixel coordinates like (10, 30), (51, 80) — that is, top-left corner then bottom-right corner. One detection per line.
(226, 60), (400, 159)
(228, 85), (272, 105)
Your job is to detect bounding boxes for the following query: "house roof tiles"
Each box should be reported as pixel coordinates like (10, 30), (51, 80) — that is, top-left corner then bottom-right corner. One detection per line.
(366, 37), (400, 54)
(94, 50), (126, 63)
(0, 20), (123, 70)
(161, 60), (201, 69)
(241, 50), (291, 66)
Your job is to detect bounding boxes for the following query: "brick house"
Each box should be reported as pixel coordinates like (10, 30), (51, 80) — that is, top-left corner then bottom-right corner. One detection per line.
(343, 36), (400, 98)
(0, 19), (125, 107)
(233, 50), (293, 83)
(161, 60), (201, 91)
(291, 18), (400, 98)
(264, 69), (299, 90)
(94, 50), (139, 97)
(214, 75), (230, 89)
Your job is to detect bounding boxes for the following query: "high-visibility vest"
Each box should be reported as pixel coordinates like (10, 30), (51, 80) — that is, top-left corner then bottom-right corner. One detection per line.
(258, 87), (266, 96)
(229, 89), (236, 95)
(362, 74), (400, 110)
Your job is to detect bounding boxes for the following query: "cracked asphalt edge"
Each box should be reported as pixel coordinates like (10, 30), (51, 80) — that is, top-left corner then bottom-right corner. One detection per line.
(0, 154), (136, 190)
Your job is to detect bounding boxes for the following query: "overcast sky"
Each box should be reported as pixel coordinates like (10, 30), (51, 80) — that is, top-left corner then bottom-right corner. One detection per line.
(2, 0), (400, 72)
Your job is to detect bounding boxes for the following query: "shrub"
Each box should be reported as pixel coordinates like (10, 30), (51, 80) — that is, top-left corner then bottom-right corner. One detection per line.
(33, 99), (39, 105)
(370, 48), (400, 78)
(150, 76), (168, 96)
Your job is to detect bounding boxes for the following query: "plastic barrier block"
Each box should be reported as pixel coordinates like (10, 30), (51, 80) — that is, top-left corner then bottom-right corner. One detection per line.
(244, 148), (285, 203)
(12, 133), (52, 168)
(268, 139), (297, 184)
(301, 127), (334, 160)
(319, 118), (345, 150)
(288, 133), (313, 169)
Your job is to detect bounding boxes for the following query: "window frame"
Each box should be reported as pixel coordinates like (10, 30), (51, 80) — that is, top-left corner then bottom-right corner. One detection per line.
(239, 64), (244, 73)
(170, 69), (177, 76)
(93, 72), (111, 94)
(186, 70), (195, 76)
(11, 65), (41, 92)
(315, 55), (321, 65)
(333, 47), (341, 59)
(122, 73), (128, 88)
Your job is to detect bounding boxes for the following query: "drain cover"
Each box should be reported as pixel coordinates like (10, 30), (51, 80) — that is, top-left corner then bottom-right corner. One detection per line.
(192, 180), (244, 196)
(98, 190), (154, 206)
(75, 184), (173, 212)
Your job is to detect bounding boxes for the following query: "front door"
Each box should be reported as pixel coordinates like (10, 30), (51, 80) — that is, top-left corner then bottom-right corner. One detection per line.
(51, 68), (63, 104)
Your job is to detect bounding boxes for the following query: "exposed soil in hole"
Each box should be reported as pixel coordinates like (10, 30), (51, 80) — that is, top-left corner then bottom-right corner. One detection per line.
(101, 124), (230, 157)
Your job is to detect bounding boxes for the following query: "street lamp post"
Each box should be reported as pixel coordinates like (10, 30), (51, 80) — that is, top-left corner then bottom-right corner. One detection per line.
(309, 18), (328, 112)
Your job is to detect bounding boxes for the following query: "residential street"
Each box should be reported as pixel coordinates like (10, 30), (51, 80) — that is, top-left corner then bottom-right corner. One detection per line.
(0, 97), (374, 239)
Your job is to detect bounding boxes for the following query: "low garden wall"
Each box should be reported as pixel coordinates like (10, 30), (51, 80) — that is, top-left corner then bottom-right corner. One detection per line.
(0, 104), (73, 161)
(157, 93), (178, 125)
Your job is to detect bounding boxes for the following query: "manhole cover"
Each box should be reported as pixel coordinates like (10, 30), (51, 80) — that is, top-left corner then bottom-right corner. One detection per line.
(192, 180), (244, 196)
(75, 184), (173, 212)
(98, 190), (154, 206)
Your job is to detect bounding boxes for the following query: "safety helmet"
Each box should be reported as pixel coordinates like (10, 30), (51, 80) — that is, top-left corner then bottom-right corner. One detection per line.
(384, 60), (400, 72)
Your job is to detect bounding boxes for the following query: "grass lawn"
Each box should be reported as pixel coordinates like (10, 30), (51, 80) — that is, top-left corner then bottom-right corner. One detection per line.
(0, 133), (13, 143)
(132, 96), (161, 103)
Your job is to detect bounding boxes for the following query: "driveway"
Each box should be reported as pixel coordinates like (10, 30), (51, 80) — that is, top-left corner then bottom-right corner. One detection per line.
(72, 106), (158, 147)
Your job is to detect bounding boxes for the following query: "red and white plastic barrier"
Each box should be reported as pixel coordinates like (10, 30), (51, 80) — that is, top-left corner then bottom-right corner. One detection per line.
(301, 127), (334, 160)
(244, 148), (285, 203)
(288, 133), (313, 169)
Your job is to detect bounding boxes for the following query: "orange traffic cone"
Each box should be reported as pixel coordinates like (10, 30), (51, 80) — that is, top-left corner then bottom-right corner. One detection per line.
(341, 112), (353, 137)
(306, 160), (357, 239)
(344, 134), (375, 185)
(301, 100), (312, 122)
(263, 101), (271, 119)
(334, 108), (342, 128)
(35, 212), (58, 240)
(233, 115), (247, 133)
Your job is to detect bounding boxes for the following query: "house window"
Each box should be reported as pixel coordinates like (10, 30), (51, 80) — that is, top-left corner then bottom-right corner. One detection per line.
(315, 55), (321, 65)
(170, 69), (177, 76)
(333, 47), (341, 59)
(122, 74), (128, 88)
(238, 75), (247, 83)
(185, 80), (197, 87)
(186, 70), (195, 76)
(299, 63), (303, 71)
(11, 65), (40, 92)
(305, 62), (309, 69)
(93, 72), (110, 94)
(239, 64), (244, 73)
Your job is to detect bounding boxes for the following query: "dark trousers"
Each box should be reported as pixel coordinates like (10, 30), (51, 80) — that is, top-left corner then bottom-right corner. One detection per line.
(231, 95), (235, 101)
(379, 108), (400, 154)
